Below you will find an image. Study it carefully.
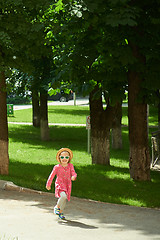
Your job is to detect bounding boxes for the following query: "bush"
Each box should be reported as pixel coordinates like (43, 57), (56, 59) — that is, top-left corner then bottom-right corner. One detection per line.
(7, 96), (31, 104)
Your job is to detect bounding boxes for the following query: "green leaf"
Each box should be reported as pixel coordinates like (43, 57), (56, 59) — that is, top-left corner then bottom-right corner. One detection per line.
(55, 0), (64, 12)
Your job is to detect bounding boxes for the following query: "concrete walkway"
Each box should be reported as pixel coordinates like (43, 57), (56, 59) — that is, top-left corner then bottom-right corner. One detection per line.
(0, 181), (160, 240)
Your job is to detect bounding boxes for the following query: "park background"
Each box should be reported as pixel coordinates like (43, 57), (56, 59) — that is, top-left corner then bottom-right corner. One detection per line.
(0, 0), (160, 210)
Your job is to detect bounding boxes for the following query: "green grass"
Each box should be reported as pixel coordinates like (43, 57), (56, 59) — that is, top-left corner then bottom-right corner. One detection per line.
(8, 105), (90, 124)
(1, 104), (159, 209)
(122, 104), (158, 126)
(0, 122), (159, 209)
(8, 104), (158, 126)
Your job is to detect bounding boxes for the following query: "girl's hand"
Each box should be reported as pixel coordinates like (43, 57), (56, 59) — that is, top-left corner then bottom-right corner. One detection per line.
(46, 185), (51, 190)
(71, 176), (76, 181)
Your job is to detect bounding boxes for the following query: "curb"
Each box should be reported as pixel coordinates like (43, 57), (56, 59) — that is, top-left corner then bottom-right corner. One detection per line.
(1, 180), (160, 210)
(0, 180), (53, 196)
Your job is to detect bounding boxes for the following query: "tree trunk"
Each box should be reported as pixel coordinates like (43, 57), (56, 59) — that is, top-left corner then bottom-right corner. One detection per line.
(112, 102), (123, 149)
(32, 90), (40, 127)
(156, 90), (160, 130)
(0, 71), (9, 175)
(158, 102), (160, 131)
(89, 87), (114, 165)
(128, 69), (151, 181)
(40, 91), (49, 141)
(91, 127), (110, 165)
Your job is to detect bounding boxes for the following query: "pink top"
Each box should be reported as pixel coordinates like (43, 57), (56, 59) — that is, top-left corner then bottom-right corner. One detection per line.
(46, 163), (77, 201)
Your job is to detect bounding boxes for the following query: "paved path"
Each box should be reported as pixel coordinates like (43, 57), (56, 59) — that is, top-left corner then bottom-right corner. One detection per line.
(13, 98), (89, 111)
(8, 122), (86, 127)
(13, 99), (128, 111)
(0, 181), (160, 240)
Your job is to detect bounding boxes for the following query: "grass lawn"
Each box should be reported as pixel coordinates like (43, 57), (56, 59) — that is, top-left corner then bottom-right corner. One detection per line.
(1, 104), (159, 209)
(8, 104), (158, 126)
(8, 105), (90, 124)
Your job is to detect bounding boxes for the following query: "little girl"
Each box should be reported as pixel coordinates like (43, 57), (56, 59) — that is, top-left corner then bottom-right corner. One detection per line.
(46, 148), (77, 220)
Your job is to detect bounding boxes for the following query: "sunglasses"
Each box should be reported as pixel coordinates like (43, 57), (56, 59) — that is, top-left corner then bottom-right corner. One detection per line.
(59, 156), (70, 160)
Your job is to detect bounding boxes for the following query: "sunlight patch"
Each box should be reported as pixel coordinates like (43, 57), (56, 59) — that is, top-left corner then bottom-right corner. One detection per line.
(119, 197), (146, 207)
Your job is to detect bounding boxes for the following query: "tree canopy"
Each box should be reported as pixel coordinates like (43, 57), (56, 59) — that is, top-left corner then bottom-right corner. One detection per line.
(46, 0), (160, 103)
(44, 0), (160, 180)
(0, 0), (52, 72)
(0, 0), (53, 175)
(1, 0), (160, 180)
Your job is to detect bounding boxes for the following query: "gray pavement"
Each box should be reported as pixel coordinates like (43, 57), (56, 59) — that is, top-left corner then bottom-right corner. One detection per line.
(0, 180), (160, 240)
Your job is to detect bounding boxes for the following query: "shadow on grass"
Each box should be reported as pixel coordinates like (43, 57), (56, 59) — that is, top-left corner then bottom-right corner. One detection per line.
(8, 125), (88, 153)
(8, 124), (131, 161)
(75, 164), (160, 208)
(48, 107), (89, 117)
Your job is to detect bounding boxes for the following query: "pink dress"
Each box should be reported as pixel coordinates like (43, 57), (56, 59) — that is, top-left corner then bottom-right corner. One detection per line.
(46, 163), (77, 201)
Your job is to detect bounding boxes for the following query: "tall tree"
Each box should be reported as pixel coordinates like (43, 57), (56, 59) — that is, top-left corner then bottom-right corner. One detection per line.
(46, 1), (127, 165)
(89, 86), (115, 165)
(49, 0), (160, 180)
(0, 0), (51, 175)
(126, 1), (160, 180)
(39, 56), (52, 141)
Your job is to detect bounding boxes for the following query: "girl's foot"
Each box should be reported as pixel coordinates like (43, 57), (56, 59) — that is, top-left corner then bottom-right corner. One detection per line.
(59, 213), (65, 220)
(54, 207), (60, 215)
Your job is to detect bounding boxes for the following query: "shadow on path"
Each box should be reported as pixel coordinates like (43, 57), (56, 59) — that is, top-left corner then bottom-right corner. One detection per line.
(58, 219), (98, 229)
